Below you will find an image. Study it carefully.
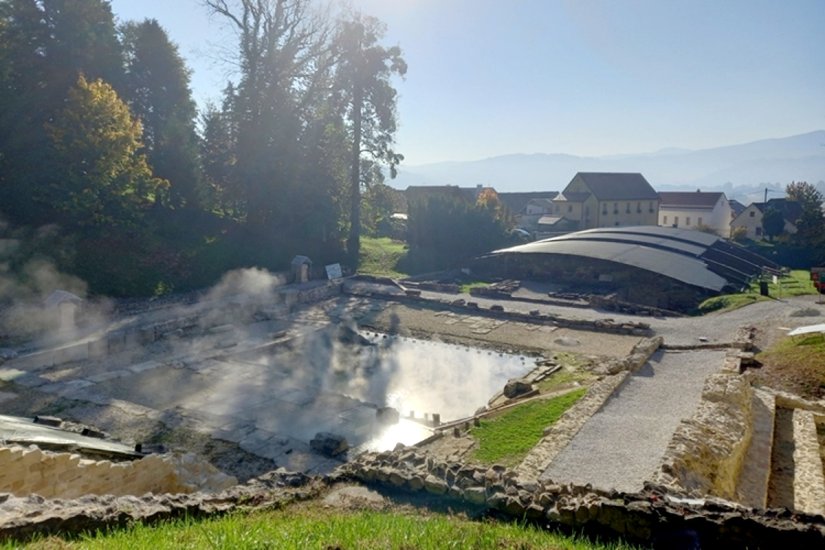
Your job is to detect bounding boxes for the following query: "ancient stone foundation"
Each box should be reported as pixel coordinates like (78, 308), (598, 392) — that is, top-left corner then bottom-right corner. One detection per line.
(334, 449), (825, 547)
(0, 445), (236, 499)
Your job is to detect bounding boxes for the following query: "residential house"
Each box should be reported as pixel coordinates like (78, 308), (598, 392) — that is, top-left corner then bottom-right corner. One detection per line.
(549, 172), (659, 231)
(498, 191), (558, 216)
(728, 199), (746, 220)
(658, 191), (732, 237)
(730, 198), (803, 240)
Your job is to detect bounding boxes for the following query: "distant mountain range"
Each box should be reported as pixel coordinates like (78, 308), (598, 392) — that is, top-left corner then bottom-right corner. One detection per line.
(390, 130), (825, 204)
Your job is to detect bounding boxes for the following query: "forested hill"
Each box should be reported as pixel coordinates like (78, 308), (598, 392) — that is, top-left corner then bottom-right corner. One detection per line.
(0, 0), (404, 296)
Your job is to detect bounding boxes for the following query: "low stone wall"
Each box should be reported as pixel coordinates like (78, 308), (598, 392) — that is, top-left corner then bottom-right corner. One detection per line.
(335, 449), (825, 547)
(2, 454), (823, 545)
(7, 282), (341, 372)
(653, 373), (754, 500)
(0, 445), (236, 499)
(0, 469), (317, 543)
(344, 287), (652, 336)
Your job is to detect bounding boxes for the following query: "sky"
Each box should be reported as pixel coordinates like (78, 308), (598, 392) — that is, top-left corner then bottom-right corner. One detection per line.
(108, 0), (825, 166)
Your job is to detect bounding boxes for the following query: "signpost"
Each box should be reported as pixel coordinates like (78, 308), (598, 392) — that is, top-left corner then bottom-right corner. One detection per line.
(325, 263), (343, 281)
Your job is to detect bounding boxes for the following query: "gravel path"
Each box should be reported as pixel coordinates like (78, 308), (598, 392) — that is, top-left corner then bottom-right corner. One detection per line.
(540, 349), (726, 493)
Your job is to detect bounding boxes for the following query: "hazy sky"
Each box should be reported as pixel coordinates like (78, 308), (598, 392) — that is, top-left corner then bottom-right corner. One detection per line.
(108, 0), (825, 165)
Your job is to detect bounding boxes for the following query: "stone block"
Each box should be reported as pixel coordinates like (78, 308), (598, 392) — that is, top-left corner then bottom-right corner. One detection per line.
(423, 474), (448, 495)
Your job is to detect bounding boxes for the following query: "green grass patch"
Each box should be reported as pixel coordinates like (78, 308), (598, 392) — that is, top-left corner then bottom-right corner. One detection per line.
(537, 369), (595, 393)
(358, 236), (409, 278)
(15, 504), (638, 550)
(460, 280), (491, 294)
(755, 333), (825, 399)
(698, 269), (818, 314)
(471, 388), (587, 466)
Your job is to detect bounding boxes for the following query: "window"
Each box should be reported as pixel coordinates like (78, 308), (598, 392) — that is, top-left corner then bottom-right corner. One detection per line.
(686, 217), (691, 226)
(749, 211), (755, 217)
(649, 201), (655, 213)
(663, 215), (668, 225)
(626, 203), (631, 213)
(698, 217), (703, 226)
(756, 227), (762, 236)
(674, 216), (679, 227)
(568, 204), (573, 213)
(613, 202), (618, 214)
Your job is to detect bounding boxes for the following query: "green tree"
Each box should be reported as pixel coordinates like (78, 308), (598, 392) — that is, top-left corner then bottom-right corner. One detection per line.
(121, 19), (204, 209)
(0, 0), (124, 224)
(361, 181), (405, 236)
(406, 195), (512, 272)
(45, 76), (166, 226)
(786, 181), (825, 243)
(761, 206), (784, 241)
(334, 13), (406, 266)
(205, 0), (334, 230)
(200, 96), (241, 217)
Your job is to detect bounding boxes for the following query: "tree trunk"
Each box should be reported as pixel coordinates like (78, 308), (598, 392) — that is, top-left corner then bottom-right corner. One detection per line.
(347, 84), (363, 267)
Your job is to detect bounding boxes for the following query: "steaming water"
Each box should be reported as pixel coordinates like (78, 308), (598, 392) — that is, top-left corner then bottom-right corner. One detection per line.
(326, 333), (535, 450)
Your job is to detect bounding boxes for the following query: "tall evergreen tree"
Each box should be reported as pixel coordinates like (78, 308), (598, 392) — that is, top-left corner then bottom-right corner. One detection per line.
(333, 14), (406, 265)
(121, 19), (204, 209)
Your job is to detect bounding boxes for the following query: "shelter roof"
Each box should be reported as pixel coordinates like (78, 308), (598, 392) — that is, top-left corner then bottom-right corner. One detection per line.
(491, 225), (777, 293)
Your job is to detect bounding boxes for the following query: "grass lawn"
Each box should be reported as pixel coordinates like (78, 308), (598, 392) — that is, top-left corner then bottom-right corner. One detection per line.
(697, 269), (817, 314)
(15, 503), (638, 550)
(471, 388), (587, 466)
(358, 236), (409, 279)
(460, 280), (491, 294)
(754, 333), (825, 400)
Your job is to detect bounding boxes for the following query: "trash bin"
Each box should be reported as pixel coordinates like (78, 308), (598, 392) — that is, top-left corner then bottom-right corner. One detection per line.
(759, 281), (769, 296)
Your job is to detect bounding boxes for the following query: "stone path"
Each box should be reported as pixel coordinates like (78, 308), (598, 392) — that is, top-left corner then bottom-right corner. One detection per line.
(540, 349), (726, 493)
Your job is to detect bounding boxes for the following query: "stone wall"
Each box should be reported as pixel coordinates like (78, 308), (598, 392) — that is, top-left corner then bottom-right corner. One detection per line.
(654, 373), (754, 500)
(335, 449), (825, 547)
(0, 469), (317, 543)
(344, 287), (653, 337)
(0, 445), (236, 499)
(1, 453), (823, 545)
(7, 282), (342, 372)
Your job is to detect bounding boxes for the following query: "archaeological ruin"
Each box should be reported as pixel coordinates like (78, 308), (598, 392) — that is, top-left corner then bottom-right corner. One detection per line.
(0, 267), (824, 545)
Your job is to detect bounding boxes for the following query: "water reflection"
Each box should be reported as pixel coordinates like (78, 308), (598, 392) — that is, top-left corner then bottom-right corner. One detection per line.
(324, 333), (534, 450)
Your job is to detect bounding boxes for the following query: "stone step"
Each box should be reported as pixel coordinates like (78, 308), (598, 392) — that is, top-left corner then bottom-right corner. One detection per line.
(735, 389), (775, 509)
(790, 408), (825, 516)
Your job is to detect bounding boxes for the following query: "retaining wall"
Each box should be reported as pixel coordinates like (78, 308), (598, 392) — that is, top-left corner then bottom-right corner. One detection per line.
(0, 445), (236, 499)
(335, 449), (825, 547)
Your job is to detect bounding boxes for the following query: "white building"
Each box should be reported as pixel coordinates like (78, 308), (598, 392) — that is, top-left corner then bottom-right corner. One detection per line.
(658, 191), (732, 237)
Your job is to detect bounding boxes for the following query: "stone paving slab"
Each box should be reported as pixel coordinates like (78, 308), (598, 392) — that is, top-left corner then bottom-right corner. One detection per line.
(38, 379), (94, 398)
(0, 391), (18, 405)
(86, 370), (131, 383)
(9, 374), (47, 388)
(0, 369), (26, 382)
